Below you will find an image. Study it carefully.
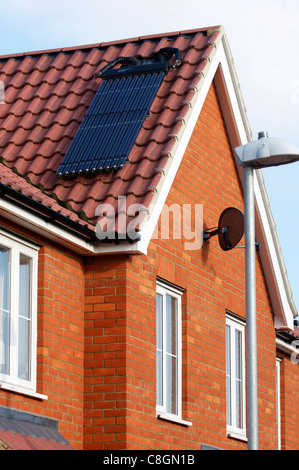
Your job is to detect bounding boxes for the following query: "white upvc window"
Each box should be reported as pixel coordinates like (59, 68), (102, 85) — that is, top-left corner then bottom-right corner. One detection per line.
(226, 314), (246, 440)
(156, 281), (191, 426)
(0, 231), (40, 397)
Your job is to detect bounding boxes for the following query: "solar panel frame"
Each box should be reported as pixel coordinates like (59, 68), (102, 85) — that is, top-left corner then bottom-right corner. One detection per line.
(57, 70), (165, 177)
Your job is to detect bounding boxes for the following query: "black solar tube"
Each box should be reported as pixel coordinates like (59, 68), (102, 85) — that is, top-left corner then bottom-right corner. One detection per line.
(85, 77), (136, 168)
(87, 104), (129, 171)
(109, 110), (145, 159)
(88, 78), (120, 116)
(69, 77), (130, 174)
(76, 112), (113, 173)
(102, 111), (138, 169)
(67, 115), (100, 173)
(88, 76), (144, 171)
(118, 110), (147, 157)
(57, 80), (117, 176)
(109, 73), (164, 162)
(138, 72), (164, 109)
(66, 111), (110, 175)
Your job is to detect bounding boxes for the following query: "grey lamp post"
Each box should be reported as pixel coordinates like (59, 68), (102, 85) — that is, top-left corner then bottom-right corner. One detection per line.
(235, 132), (299, 450)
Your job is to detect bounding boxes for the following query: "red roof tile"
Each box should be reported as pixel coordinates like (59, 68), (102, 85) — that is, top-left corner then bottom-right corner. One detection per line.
(0, 407), (75, 450)
(0, 27), (223, 235)
(0, 428), (75, 450)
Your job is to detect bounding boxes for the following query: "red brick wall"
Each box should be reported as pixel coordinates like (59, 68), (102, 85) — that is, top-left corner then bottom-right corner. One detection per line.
(0, 223), (85, 449)
(1, 78), (298, 451)
(84, 255), (129, 449)
(81, 81), (284, 450)
(280, 353), (299, 449)
(37, 244), (85, 448)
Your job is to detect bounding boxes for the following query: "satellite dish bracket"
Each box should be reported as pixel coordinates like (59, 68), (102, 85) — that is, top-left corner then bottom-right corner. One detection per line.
(203, 225), (228, 240)
(203, 227), (220, 242)
(203, 225), (231, 250)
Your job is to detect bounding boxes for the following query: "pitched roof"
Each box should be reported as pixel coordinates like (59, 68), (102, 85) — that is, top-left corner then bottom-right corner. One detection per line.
(0, 406), (75, 450)
(0, 26), (221, 234)
(0, 26), (297, 328)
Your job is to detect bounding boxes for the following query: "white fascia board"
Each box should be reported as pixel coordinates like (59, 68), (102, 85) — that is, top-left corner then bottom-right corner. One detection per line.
(139, 40), (223, 249)
(276, 337), (299, 356)
(138, 35), (295, 330)
(214, 35), (296, 330)
(0, 196), (145, 256)
(0, 198), (96, 255)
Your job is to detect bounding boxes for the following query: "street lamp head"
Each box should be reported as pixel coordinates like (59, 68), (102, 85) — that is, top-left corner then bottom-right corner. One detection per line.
(235, 133), (299, 168)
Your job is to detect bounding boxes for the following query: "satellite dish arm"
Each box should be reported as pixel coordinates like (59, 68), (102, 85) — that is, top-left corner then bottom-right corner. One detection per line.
(203, 227), (221, 242)
(203, 226), (230, 245)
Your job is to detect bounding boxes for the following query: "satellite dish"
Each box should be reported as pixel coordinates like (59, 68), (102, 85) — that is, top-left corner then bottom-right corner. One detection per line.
(203, 207), (244, 251)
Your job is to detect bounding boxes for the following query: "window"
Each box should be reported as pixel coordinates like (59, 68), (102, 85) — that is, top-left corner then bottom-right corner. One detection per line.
(0, 232), (39, 397)
(156, 281), (191, 426)
(226, 313), (246, 439)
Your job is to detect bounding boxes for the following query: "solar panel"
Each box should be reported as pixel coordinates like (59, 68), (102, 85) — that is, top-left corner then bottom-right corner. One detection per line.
(57, 47), (182, 178)
(57, 67), (165, 178)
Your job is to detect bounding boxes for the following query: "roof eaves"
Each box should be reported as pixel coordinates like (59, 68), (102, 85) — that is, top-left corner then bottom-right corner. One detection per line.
(0, 182), (96, 241)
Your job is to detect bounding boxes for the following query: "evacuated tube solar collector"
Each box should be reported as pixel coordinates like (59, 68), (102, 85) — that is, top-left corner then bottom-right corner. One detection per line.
(57, 48), (181, 178)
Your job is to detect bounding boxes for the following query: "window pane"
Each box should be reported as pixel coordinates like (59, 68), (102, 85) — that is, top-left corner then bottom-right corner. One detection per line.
(226, 325), (231, 426)
(235, 329), (243, 429)
(18, 254), (31, 380)
(0, 247), (10, 375)
(166, 353), (177, 415)
(166, 294), (178, 414)
(166, 295), (177, 356)
(18, 317), (30, 380)
(156, 350), (163, 406)
(156, 293), (163, 406)
(156, 294), (162, 350)
(19, 255), (31, 319)
(0, 247), (10, 311)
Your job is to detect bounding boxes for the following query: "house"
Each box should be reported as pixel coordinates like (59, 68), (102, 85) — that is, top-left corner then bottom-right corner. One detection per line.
(0, 25), (298, 451)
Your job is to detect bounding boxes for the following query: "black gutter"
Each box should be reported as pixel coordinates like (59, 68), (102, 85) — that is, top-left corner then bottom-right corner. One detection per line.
(276, 330), (299, 344)
(0, 184), (142, 246)
(0, 183), (97, 242)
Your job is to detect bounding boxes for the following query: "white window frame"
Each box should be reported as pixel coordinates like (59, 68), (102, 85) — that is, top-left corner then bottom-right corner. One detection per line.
(156, 280), (191, 427)
(226, 313), (246, 440)
(0, 231), (45, 399)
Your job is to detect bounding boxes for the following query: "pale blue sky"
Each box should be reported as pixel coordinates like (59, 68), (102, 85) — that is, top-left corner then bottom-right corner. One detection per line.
(0, 0), (298, 311)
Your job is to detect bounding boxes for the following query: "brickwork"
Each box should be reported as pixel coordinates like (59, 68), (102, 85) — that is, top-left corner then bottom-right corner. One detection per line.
(84, 255), (129, 449)
(37, 244), (85, 448)
(280, 353), (299, 449)
(80, 81), (285, 450)
(1, 79), (298, 450)
(0, 223), (85, 449)
(121, 82), (245, 449)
